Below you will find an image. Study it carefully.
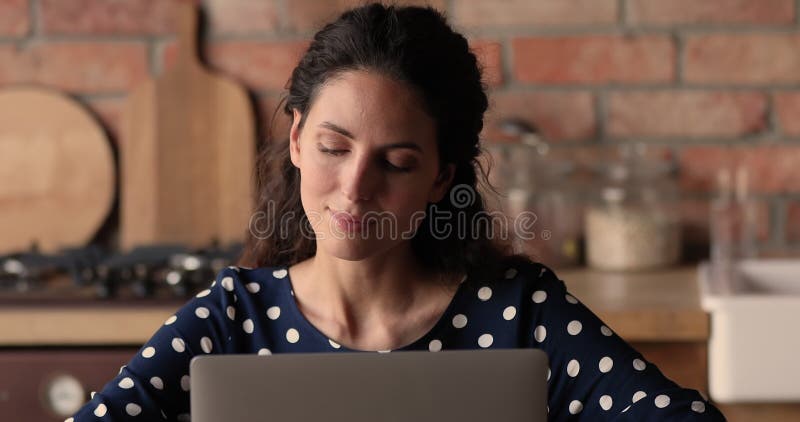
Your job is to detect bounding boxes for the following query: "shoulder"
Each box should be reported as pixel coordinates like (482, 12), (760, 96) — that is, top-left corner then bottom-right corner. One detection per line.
(461, 257), (567, 305)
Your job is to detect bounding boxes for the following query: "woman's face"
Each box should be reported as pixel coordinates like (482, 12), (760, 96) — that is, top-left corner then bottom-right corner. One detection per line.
(289, 70), (455, 261)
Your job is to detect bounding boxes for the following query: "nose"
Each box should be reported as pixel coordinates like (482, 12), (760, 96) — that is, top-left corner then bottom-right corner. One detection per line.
(341, 152), (379, 202)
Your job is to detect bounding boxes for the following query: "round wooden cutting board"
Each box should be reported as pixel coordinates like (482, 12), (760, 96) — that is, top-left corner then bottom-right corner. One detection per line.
(0, 86), (115, 255)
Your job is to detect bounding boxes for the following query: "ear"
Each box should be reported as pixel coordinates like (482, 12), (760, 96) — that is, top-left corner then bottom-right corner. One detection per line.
(428, 163), (456, 203)
(289, 109), (303, 168)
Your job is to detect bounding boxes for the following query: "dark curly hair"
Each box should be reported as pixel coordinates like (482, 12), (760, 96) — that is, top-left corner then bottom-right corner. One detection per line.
(238, 2), (531, 283)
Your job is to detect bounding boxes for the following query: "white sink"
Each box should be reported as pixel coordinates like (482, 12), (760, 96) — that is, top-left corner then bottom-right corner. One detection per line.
(699, 260), (800, 402)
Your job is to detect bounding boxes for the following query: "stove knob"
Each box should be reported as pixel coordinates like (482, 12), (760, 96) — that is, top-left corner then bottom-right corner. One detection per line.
(42, 373), (85, 418)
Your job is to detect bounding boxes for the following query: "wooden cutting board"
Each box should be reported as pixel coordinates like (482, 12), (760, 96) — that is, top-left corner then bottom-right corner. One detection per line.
(0, 87), (115, 255)
(120, 1), (255, 251)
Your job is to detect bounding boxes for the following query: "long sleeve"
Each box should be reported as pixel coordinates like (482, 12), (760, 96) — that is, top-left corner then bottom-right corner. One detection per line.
(69, 267), (242, 421)
(525, 263), (726, 421)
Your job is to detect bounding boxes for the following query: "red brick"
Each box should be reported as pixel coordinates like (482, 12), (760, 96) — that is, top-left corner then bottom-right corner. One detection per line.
(774, 92), (800, 136)
(608, 91), (768, 138)
(285, 0), (446, 32)
(0, 42), (149, 94)
(680, 146), (800, 194)
(484, 91), (595, 142)
(39, 0), (200, 35)
(627, 0), (794, 25)
(162, 40), (309, 91)
(204, 0), (279, 35)
(685, 34), (800, 84)
(470, 40), (503, 87)
(452, 0), (617, 28)
(0, 0), (29, 36)
(786, 201), (800, 242)
(512, 35), (675, 84)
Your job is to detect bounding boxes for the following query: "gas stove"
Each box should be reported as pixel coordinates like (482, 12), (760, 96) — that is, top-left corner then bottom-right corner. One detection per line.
(0, 242), (242, 302)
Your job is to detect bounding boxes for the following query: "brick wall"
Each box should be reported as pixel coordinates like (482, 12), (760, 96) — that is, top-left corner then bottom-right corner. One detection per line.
(2, 0), (799, 258)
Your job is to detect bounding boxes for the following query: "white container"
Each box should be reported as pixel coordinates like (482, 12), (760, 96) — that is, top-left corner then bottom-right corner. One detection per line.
(698, 260), (800, 402)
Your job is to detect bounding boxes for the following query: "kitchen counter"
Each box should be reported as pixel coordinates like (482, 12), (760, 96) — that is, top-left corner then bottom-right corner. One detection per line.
(0, 266), (706, 346)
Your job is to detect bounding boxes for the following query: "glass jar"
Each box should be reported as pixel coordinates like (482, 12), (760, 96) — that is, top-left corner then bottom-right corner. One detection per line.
(489, 140), (582, 269)
(584, 145), (681, 271)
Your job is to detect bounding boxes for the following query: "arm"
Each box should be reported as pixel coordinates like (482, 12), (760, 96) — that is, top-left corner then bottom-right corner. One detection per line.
(525, 263), (725, 421)
(69, 267), (242, 421)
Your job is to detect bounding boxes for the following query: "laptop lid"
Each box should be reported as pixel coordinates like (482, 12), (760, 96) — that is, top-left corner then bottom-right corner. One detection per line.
(190, 348), (548, 422)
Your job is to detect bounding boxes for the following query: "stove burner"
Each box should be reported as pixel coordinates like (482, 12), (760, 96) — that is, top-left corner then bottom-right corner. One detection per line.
(0, 242), (242, 300)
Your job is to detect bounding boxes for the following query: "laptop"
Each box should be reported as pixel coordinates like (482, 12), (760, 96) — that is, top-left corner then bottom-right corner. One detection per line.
(190, 349), (549, 422)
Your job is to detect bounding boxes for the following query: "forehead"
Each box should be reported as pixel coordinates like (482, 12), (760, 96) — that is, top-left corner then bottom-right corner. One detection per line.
(305, 70), (436, 146)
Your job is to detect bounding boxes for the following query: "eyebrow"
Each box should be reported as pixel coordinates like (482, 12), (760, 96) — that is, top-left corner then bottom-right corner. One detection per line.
(318, 121), (423, 152)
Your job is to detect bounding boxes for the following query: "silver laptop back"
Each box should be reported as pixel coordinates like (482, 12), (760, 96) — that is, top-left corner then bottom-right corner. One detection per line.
(191, 348), (548, 422)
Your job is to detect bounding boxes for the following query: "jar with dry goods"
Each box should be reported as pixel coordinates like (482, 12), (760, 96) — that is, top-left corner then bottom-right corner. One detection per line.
(584, 145), (681, 271)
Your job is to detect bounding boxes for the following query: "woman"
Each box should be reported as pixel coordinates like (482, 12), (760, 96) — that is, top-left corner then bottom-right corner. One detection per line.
(72, 3), (724, 421)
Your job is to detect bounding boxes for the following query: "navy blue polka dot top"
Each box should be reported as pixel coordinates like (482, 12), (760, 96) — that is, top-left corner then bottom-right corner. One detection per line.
(71, 261), (725, 421)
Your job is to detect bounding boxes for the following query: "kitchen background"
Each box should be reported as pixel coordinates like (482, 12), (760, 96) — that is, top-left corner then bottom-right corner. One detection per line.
(1, 0), (799, 421)
(2, 0), (800, 257)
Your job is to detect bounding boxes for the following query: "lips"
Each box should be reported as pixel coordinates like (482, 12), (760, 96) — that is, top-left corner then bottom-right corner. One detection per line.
(329, 209), (367, 232)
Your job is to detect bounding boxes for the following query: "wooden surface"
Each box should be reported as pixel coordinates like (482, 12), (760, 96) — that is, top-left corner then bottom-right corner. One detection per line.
(0, 305), (175, 346)
(0, 87), (114, 255)
(120, 1), (254, 251)
(558, 266), (709, 341)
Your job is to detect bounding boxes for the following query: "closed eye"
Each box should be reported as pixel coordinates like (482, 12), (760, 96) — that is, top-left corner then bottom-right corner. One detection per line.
(318, 147), (346, 156)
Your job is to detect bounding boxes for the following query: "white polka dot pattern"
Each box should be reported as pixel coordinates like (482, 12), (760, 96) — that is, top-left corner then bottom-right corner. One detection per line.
(567, 320), (582, 335)
(93, 403), (107, 417)
(599, 356), (613, 373)
(569, 400), (583, 414)
(221, 276), (234, 291)
(655, 394), (670, 408)
(567, 359), (580, 377)
(201, 337), (213, 353)
(171, 338), (185, 353)
(69, 264), (722, 420)
(125, 403), (142, 416)
(534, 325), (547, 343)
(599, 395), (613, 411)
(452, 314), (467, 328)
